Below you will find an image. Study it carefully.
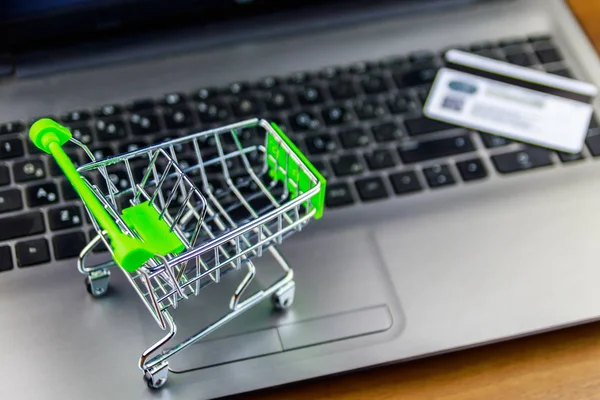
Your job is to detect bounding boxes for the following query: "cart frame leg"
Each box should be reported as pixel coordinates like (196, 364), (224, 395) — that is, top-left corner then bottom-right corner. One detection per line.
(78, 233), (115, 297)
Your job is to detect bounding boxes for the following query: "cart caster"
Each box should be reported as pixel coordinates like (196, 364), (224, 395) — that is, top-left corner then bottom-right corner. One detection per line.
(85, 270), (110, 297)
(273, 280), (295, 310)
(144, 362), (169, 389)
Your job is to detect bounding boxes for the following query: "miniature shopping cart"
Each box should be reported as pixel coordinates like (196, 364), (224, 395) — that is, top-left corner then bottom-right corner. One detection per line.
(29, 118), (326, 389)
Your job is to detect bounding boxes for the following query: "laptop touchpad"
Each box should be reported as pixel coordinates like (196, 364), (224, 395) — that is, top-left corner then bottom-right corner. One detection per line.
(139, 228), (400, 372)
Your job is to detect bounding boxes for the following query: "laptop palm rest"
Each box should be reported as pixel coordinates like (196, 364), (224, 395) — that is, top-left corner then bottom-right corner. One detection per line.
(139, 228), (401, 372)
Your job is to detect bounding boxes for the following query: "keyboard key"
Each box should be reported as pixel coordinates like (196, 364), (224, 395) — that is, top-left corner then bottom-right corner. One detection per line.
(536, 48), (562, 64)
(456, 158), (488, 181)
(329, 78), (358, 100)
(53, 231), (87, 260)
(409, 50), (435, 65)
(0, 189), (23, 213)
(310, 160), (330, 179)
(196, 100), (231, 123)
(360, 74), (389, 94)
(13, 160), (46, 182)
(127, 98), (155, 111)
(472, 49), (504, 61)
(366, 149), (395, 170)
(263, 91), (293, 111)
(325, 182), (355, 207)
(0, 121), (24, 135)
(557, 152), (584, 163)
(96, 119), (127, 141)
(61, 180), (78, 200)
(423, 164), (456, 188)
(0, 138), (24, 159)
(289, 111), (321, 132)
(26, 182), (59, 207)
(505, 53), (535, 67)
(491, 148), (553, 173)
(394, 67), (438, 88)
(353, 100), (387, 120)
(528, 34), (552, 44)
(16, 239), (50, 267)
(257, 76), (281, 90)
(355, 177), (388, 201)
(339, 128), (371, 149)
(0, 246), (13, 272)
(398, 134), (475, 163)
(89, 146), (114, 161)
(129, 113), (160, 136)
(0, 166), (10, 186)
(48, 205), (83, 231)
(90, 229), (109, 253)
(118, 140), (147, 153)
(404, 116), (457, 136)
(0, 212), (45, 241)
(61, 110), (91, 123)
(387, 95), (417, 114)
(163, 107), (194, 129)
(499, 37), (526, 47)
(372, 122), (403, 142)
(389, 170), (422, 195)
(228, 81), (250, 95)
(95, 104), (123, 118)
(191, 87), (220, 101)
(480, 132), (511, 148)
(547, 69), (572, 78)
(231, 96), (263, 117)
(322, 106), (354, 126)
(297, 85), (325, 105)
(162, 93), (187, 106)
(331, 154), (364, 177)
(380, 55), (408, 70)
(69, 126), (94, 146)
(319, 66), (343, 80)
(305, 134), (337, 155)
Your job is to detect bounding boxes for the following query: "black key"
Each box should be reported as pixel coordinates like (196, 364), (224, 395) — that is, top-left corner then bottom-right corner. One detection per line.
(97, 170), (130, 192)
(90, 146), (114, 160)
(404, 116), (457, 136)
(590, 116), (598, 130)
(394, 67), (438, 88)
(329, 78), (358, 100)
(557, 152), (584, 163)
(499, 37), (526, 47)
(325, 182), (355, 208)
(60, 180), (78, 200)
(0, 212), (45, 241)
(127, 99), (155, 111)
(0, 121), (24, 135)
(297, 85), (325, 105)
(163, 107), (194, 129)
(389, 170), (422, 195)
(16, 239), (50, 267)
(48, 205), (83, 231)
(472, 49), (504, 61)
(501, 44), (528, 55)
(305, 134), (337, 155)
(196, 100), (231, 123)
(310, 160), (330, 179)
(355, 177), (388, 201)
(528, 34), (552, 44)
(90, 229), (109, 253)
(118, 140), (147, 153)
(263, 91), (293, 111)
(94, 104), (123, 117)
(26, 182), (59, 207)
(366, 149), (396, 170)
(331, 154), (364, 177)
(470, 42), (496, 52)
(0, 246), (12, 272)
(228, 82), (250, 95)
(372, 122), (403, 142)
(547, 68), (573, 78)
(162, 93), (187, 106)
(339, 128), (371, 149)
(191, 87), (220, 101)
(96, 119), (127, 141)
(0, 189), (22, 213)
(230, 96), (263, 117)
(13, 160), (46, 182)
(380, 55), (408, 70)
(398, 134), (475, 163)
(129, 113), (160, 136)
(0, 166), (9, 186)
(27, 140), (43, 155)
(387, 95), (417, 114)
(423, 164), (456, 188)
(409, 50), (435, 65)
(505, 53), (535, 67)
(360, 74), (389, 94)
(0, 138), (24, 159)
(69, 126), (94, 146)
(61, 110), (91, 123)
(456, 158), (488, 181)
(53, 231), (87, 260)
(353, 100), (387, 120)
(536, 48), (562, 64)
(492, 148), (553, 173)
(480, 132), (512, 148)
(322, 106), (354, 126)
(319, 66), (343, 80)
(287, 71), (311, 85)
(257, 76), (281, 90)
(289, 111), (321, 132)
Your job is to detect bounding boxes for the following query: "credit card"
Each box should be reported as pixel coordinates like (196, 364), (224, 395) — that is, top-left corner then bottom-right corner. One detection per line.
(423, 50), (598, 153)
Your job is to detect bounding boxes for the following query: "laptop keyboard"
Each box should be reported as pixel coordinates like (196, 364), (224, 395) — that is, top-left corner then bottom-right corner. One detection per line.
(0, 33), (598, 271)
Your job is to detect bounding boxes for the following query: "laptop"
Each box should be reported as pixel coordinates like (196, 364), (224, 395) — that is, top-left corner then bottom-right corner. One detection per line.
(2, 0), (600, 398)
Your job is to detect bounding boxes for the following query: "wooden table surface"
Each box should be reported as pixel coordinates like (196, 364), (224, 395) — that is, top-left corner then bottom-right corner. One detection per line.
(243, 1), (600, 399)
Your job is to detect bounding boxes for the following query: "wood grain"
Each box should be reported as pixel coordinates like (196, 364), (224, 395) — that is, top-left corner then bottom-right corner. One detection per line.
(240, 2), (600, 399)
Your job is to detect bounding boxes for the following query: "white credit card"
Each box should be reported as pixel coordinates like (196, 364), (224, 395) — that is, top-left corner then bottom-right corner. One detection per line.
(423, 50), (598, 153)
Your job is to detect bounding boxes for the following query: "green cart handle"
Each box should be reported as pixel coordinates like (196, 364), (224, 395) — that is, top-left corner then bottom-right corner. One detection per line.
(30, 119), (155, 271)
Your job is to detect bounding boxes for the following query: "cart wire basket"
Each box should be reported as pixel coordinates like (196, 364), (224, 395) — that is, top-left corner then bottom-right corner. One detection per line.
(29, 117), (326, 389)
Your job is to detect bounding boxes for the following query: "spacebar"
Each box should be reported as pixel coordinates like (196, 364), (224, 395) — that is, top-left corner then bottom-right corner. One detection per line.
(398, 134), (475, 163)
(0, 212), (45, 241)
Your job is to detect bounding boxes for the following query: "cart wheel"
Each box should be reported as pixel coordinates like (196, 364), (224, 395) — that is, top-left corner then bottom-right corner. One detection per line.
(144, 362), (169, 389)
(272, 280), (295, 310)
(85, 272), (110, 297)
